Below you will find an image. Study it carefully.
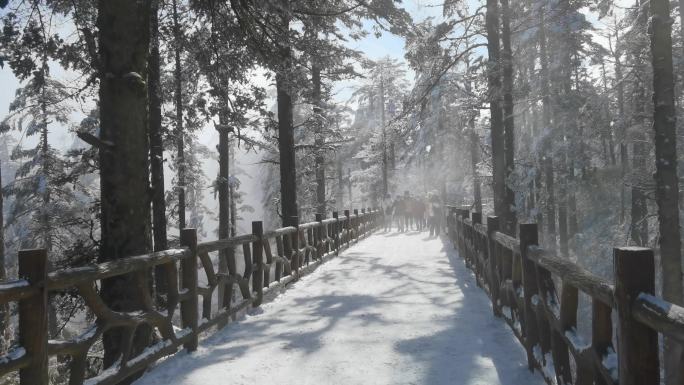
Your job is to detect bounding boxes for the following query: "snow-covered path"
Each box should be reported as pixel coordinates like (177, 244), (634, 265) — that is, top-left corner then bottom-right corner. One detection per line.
(135, 232), (545, 385)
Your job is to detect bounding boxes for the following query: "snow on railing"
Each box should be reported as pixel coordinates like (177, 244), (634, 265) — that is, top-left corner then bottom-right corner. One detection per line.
(0, 209), (382, 385)
(447, 205), (682, 385)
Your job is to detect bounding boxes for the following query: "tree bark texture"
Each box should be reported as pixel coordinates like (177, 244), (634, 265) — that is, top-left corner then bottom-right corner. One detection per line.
(539, 7), (557, 246)
(96, 0), (153, 374)
(276, 5), (298, 225)
(312, 62), (326, 215)
(148, 0), (168, 253)
(487, 0), (506, 222)
(172, 0), (186, 229)
(500, 0), (516, 235)
(649, 0), (684, 381)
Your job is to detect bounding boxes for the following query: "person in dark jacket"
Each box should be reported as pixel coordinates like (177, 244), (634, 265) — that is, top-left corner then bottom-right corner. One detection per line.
(428, 194), (442, 236)
(394, 196), (405, 232)
(382, 194), (394, 232)
(414, 197), (426, 231)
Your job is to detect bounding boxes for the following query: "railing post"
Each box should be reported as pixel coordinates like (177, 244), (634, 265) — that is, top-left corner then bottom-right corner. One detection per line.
(519, 223), (540, 371)
(487, 217), (501, 317)
(315, 213), (324, 259)
(353, 209), (359, 241)
(344, 209), (351, 247)
(251, 221), (264, 306)
(18, 249), (48, 385)
(361, 208), (367, 235)
(455, 209), (468, 257)
(459, 209), (471, 267)
(592, 298), (613, 384)
(448, 206), (457, 249)
(614, 247), (659, 385)
(332, 211), (339, 254)
(180, 229), (199, 351)
(289, 216), (300, 271)
(366, 208), (371, 231)
(306, 222), (314, 265)
(471, 212), (483, 283)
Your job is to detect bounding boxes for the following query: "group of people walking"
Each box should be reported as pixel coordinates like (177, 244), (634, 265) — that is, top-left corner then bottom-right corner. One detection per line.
(381, 191), (443, 236)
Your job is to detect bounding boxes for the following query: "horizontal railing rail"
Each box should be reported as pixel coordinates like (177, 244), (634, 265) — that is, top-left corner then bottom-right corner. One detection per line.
(0, 208), (382, 385)
(447, 206), (680, 385)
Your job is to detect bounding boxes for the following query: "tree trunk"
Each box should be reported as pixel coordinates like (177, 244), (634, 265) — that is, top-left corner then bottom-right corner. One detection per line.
(567, 161), (578, 238)
(389, 143), (396, 171)
(649, 0), (684, 381)
(337, 160), (344, 209)
(217, 118), (232, 309)
(229, 137), (237, 237)
(470, 121), (482, 214)
(557, 144), (569, 258)
(172, 0), (186, 229)
(629, 1), (650, 248)
(148, 0), (167, 252)
(630, 138), (648, 246)
(539, 7), (556, 247)
(312, 62), (326, 215)
(0, 164), (7, 354)
(39, 60), (59, 338)
(557, 0), (575, 259)
(218, 123), (230, 243)
(532, 106), (544, 231)
(500, 0), (516, 235)
(379, 75), (388, 197)
(613, 29), (628, 224)
(276, 4), (298, 226)
(97, 0), (153, 374)
(148, 0), (168, 307)
(680, 0), (684, 99)
(486, 0), (505, 221)
(599, 60), (617, 167)
(631, 84), (649, 246)
(347, 168), (353, 207)
(39, 62), (52, 255)
(465, 66), (482, 214)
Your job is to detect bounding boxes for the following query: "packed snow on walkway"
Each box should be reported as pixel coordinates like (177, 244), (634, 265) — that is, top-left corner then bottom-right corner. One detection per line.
(135, 232), (545, 385)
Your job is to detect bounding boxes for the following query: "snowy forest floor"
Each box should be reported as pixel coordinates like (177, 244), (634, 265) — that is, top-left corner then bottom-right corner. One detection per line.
(134, 231), (546, 385)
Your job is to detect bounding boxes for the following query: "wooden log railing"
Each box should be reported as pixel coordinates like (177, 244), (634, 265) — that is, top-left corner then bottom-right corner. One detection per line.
(0, 209), (382, 385)
(447, 207), (684, 385)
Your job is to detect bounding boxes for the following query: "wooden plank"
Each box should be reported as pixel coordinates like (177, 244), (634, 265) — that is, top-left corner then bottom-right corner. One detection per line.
(47, 249), (189, 290)
(197, 234), (259, 254)
(519, 223), (540, 372)
(592, 298), (614, 385)
(0, 279), (35, 303)
(633, 293), (684, 344)
(180, 229), (199, 352)
(491, 231), (521, 254)
(614, 247), (659, 385)
(285, 216), (300, 272)
(18, 249), (49, 385)
(528, 247), (614, 308)
(533, 266), (554, 370)
(0, 349), (31, 377)
(553, 281), (575, 384)
(251, 221), (264, 307)
(262, 227), (297, 238)
(198, 252), (217, 287)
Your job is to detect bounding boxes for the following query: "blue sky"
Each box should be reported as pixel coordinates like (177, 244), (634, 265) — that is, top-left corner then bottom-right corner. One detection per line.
(350, 0), (443, 60)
